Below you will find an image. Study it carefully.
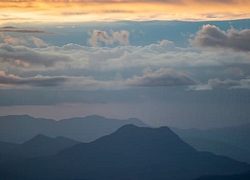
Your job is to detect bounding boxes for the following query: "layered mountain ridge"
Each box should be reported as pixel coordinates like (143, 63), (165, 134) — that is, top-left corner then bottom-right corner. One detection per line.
(0, 124), (249, 180)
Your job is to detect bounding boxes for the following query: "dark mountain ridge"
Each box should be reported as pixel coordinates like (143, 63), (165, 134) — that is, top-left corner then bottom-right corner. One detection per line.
(194, 170), (250, 180)
(1, 125), (249, 180)
(0, 134), (80, 159)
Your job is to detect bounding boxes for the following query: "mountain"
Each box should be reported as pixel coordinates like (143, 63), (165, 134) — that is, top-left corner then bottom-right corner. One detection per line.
(183, 137), (250, 164)
(171, 123), (250, 151)
(0, 115), (148, 143)
(171, 124), (250, 163)
(0, 134), (80, 159)
(0, 141), (22, 163)
(0, 115), (58, 143)
(194, 171), (250, 180)
(14, 134), (80, 158)
(0, 125), (249, 180)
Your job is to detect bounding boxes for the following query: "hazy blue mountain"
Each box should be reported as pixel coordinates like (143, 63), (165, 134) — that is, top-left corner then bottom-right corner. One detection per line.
(0, 115), (58, 143)
(194, 171), (250, 180)
(14, 134), (80, 158)
(0, 125), (249, 180)
(0, 115), (148, 143)
(183, 137), (250, 164)
(0, 134), (80, 159)
(171, 124), (250, 151)
(171, 123), (250, 164)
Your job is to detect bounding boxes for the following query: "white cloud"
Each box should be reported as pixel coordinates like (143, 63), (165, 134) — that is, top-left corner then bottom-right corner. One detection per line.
(88, 29), (129, 47)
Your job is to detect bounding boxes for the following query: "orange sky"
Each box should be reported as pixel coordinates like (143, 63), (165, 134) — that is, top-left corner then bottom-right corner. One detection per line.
(0, 0), (250, 23)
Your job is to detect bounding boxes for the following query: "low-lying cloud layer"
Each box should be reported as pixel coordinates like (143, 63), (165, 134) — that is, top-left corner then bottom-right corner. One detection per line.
(0, 25), (250, 90)
(0, 71), (68, 87)
(126, 68), (197, 87)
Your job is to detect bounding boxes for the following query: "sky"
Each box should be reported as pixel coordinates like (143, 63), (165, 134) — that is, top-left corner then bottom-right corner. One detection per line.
(0, 0), (250, 129)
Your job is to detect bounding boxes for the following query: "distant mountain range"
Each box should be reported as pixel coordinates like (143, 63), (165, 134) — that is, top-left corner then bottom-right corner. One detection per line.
(183, 137), (250, 164)
(0, 134), (80, 164)
(1, 114), (250, 165)
(0, 125), (249, 180)
(0, 115), (148, 143)
(171, 124), (250, 151)
(171, 124), (250, 163)
(0, 134), (80, 159)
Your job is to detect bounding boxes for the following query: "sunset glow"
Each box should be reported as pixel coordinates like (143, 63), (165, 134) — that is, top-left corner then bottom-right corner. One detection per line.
(1, 0), (250, 23)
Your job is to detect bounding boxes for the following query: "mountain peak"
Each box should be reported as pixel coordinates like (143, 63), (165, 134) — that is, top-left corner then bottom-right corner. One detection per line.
(22, 134), (53, 146)
(81, 124), (198, 156)
(116, 123), (139, 130)
(116, 124), (175, 137)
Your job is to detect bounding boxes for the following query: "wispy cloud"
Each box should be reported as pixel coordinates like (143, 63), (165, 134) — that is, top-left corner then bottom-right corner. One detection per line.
(0, 71), (68, 87)
(0, 26), (53, 34)
(190, 78), (250, 90)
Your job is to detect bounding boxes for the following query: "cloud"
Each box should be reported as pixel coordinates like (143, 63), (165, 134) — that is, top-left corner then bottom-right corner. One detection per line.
(192, 24), (250, 52)
(2, 39), (250, 73)
(0, 71), (68, 87)
(0, 33), (49, 47)
(29, 36), (49, 47)
(0, 26), (53, 34)
(190, 78), (250, 90)
(0, 43), (71, 68)
(88, 30), (129, 47)
(3, 36), (28, 46)
(208, 78), (242, 88)
(125, 68), (197, 87)
(0, 68), (197, 89)
(112, 30), (129, 45)
(1, 39), (250, 90)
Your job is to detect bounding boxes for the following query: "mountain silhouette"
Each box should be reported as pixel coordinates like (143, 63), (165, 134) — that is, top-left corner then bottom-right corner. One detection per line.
(0, 115), (148, 143)
(14, 134), (80, 157)
(171, 123), (250, 151)
(194, 170), (250, 180)
(183, 137), (250, 164)
(0, 125), (249, 180)
(0, 134), (80, 159)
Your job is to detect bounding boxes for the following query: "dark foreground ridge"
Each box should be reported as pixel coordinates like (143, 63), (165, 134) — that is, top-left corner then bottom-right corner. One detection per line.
(194, 170), (250, 180)
(0, 125), (249, 180)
